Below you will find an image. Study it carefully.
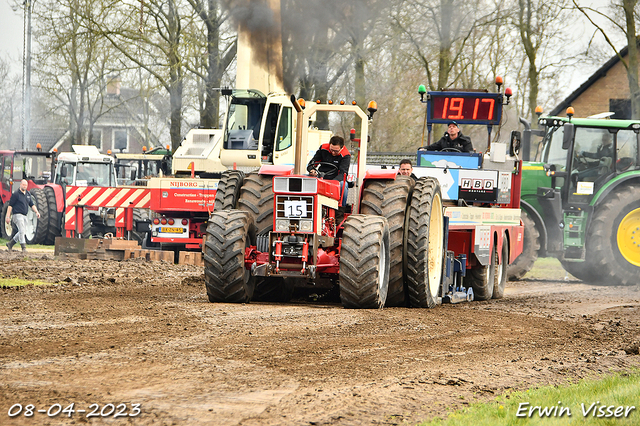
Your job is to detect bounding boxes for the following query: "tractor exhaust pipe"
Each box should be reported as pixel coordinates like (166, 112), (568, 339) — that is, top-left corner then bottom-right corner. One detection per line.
(291, 95), (304, 175)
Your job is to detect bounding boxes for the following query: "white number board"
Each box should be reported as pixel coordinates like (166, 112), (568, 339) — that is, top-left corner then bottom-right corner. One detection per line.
(284, 200), (307, 218)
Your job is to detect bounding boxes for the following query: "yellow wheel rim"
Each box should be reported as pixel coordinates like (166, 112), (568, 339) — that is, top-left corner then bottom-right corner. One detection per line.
(617, 207), (640, 267)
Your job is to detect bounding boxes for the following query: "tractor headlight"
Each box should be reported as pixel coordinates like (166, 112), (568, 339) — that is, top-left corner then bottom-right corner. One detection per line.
(276, 219), (290, 232)
(300, 220), (313, 232)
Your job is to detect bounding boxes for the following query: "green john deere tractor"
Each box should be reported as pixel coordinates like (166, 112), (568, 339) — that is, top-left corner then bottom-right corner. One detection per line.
(509, 111), (640, 285)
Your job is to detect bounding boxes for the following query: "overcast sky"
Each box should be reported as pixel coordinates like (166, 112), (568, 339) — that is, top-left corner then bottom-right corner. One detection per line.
(0, 0), (23, 67)
(0, 0), (626, 96)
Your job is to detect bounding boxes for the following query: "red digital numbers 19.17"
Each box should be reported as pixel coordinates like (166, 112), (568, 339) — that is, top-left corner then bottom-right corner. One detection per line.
(435, 96), (496, 123)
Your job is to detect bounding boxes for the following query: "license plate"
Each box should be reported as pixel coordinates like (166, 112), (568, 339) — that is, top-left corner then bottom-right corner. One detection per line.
(160, 227), (184, 233)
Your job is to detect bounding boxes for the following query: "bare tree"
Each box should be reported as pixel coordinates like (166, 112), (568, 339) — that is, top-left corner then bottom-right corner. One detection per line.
(0, 57), (22, 149)
(573, 0), (640, 118)
(35, 0), (126, 147)
(185, 0), (236, 128)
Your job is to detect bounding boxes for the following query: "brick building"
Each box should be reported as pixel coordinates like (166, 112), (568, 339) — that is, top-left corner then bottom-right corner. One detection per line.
(551, 44), (639, 118)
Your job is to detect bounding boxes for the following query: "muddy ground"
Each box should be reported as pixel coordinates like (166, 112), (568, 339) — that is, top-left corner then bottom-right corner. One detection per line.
(1, 250), (639, 425)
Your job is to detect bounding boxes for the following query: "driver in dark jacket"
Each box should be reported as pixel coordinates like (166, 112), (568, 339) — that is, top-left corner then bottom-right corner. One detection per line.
(307, 135), (350, 181)
(307, 135), (350, 206)
(426, 121), (474, 152)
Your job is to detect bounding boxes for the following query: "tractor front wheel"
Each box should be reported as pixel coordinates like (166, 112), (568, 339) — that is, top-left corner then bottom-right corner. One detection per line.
(339, 214), (390, 309)
(204, 210), (256, 303)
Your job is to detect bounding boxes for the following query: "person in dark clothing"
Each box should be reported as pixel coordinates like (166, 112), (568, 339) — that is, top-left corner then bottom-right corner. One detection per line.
(575, 133), (614, 179)
(5, 179), (40, 252)
(426, 121), (474, 152)
(307, 135), (350, 206)
(398, 159), (417, 182)
(578, 134), (613, 163)
(307, 135), (350, 181)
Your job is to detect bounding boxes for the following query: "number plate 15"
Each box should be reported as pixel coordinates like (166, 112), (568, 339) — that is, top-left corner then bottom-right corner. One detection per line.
(284, 200), (307, 218)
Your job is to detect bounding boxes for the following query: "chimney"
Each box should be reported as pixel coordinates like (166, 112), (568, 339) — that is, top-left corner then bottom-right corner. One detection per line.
(106, 75), (121, 95)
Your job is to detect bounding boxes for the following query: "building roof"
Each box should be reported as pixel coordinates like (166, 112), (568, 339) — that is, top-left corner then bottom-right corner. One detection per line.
(29, 127), (68, 152)
(550, 45), (631, 116)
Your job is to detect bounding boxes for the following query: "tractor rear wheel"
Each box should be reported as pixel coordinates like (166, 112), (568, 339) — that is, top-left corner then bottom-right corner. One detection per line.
(203, 210), (256, 303)
(43, 186), (62, 245)
(585, 184), (640, 285)
(359, 176), (413, 306)
(492, 233), (509, 299)
(237, 173), (274, 234)
(465, 241), (496, 301)
(339, 214), (390, 309)
(214, 170), (246, 211)
(30, 188), (49, 245)
(405, 177), (444, 308)
(507, 210), (539, 280)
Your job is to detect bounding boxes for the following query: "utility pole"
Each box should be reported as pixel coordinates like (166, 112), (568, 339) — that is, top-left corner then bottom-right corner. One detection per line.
(22, 0), (33, 150)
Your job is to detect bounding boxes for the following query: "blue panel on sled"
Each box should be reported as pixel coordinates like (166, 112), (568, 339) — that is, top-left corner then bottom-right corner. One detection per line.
(416, 150), (482, 169)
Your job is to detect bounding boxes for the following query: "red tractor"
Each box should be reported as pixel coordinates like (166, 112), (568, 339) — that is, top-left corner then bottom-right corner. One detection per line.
(203, 96), (446, 308)
(0, 149), (58, 245)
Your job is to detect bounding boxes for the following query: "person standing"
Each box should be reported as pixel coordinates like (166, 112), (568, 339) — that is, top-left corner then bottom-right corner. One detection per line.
(5, 179), (40, 253)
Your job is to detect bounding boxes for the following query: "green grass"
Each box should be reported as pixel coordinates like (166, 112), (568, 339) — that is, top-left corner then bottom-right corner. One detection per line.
(524, 257), (569, 280)
(420, 371), (640, 425)
(0, 237), (54, 251)
(0, 277), (52, 287)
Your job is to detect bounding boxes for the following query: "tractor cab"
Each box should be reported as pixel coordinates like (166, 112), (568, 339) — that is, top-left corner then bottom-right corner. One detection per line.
(536, 113), (640, 208)
(54, 145), (117, 187)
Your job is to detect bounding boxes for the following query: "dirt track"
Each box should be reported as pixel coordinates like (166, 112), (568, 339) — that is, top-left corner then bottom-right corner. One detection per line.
(1, 251), (639, 425)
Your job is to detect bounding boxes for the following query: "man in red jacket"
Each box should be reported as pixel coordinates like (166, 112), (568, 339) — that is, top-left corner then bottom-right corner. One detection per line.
(307, 135), (350, 206)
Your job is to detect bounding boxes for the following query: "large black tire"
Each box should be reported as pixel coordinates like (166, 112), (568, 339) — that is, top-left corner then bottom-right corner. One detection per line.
(507, 210), (540, 280)
(43, 186), (62, 245)
(30, 188), (49, 245)
(359, 176), (413, 307)
(131, 209), (149, 245)
(203, 210), (256, 303)
(237, 173), (274, 234)
(465, 239), (496, 301)
(214, 170), (245, 211)
(492, 233), (509, 299)
(585, 184), (640, 286)
(339, 215), (390, 309)
(1, 203), (11, 240)
(405, 178), (445, 308)
(81, 209), (94, 239)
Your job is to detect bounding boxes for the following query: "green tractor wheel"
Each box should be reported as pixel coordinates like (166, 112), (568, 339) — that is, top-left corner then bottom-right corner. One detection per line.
(586, 185), (640, 286)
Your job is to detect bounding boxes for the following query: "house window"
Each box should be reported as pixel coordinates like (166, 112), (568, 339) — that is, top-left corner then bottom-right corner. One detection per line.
(89, 129), (103, 150)
(610, 99), (631, 119)
(113, 129), (129, 153)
